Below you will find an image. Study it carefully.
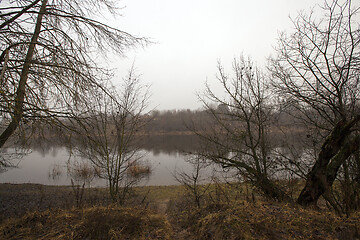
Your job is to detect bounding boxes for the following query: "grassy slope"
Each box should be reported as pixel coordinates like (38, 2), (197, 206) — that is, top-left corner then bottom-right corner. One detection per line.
(1, 183), (360, 239)
(1, 206), (172, 240)
(192, 201), (360, 240)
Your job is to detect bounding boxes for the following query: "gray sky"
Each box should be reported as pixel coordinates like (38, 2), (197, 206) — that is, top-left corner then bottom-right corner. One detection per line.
(108, 0), (325, 110)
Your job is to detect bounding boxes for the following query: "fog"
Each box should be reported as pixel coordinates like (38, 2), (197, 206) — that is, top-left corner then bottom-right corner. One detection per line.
(110, 0), (325, 110)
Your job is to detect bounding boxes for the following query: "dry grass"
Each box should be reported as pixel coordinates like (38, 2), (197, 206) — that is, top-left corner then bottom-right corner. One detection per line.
(127, 163), (151, 179)
(189, 201), (360, 240)
(2, 183), (360, 239)
(0, 206), (172, 240)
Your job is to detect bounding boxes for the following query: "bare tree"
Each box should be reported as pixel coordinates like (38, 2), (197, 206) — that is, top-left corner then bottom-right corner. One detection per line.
(173, 155), (211, 208)
(269, 0), (360, 206)
(0, 0), (145, 151)
(195, 57), (290, 201)
(68, 68), (151, 204)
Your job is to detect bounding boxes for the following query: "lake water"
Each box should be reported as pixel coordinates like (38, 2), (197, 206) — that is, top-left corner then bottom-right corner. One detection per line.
(0, 135), (211, 186)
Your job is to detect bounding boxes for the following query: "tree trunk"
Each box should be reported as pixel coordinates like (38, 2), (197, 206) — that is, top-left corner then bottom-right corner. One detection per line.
(0, 0), (47, 148)
(256, 173), (291, 202)
(0, 0), (41, 30)
(230, 157), (291, 201)
(297, 119), (360, 206)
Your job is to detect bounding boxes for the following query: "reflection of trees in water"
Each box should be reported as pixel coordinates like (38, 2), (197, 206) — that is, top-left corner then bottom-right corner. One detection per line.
(0, 148), (30, 173)
(27, 137), (68, 157)
(19, 131), (311, 159)
(26, 135), (203, 156)
(141, 135), (202, 156)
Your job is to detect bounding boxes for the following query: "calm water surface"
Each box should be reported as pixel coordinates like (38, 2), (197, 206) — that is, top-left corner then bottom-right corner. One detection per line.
(0, 135), (205, 186)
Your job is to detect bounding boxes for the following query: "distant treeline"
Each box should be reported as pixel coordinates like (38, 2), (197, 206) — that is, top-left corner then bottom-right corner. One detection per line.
(144, 109), (206, 133)
(143, 104), (304, 135)
(28, 104), (305, 148)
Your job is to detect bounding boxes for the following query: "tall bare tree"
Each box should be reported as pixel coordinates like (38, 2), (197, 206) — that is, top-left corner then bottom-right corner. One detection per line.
(269, 0), (360, 206)
(0, 0), (145, 149)
(68, 68), (151, 204)
(195, 57), (290, 201)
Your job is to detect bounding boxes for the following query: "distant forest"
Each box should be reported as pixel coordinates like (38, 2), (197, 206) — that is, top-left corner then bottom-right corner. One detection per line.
(144, 109), (204, 134)
(144, 104), (303, 135)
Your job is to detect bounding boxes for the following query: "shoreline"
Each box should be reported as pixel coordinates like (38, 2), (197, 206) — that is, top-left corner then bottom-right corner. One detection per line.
(0, 183), (184, 223)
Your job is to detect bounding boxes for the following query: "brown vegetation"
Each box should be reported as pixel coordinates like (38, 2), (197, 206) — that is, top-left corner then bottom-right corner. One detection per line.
(1, 206), (172, 240)
(193, 201), (360, 240)
(1, 183), (360, 239)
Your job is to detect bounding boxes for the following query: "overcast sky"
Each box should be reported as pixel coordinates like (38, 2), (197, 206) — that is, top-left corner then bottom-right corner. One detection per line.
(107, 0), (325, 111)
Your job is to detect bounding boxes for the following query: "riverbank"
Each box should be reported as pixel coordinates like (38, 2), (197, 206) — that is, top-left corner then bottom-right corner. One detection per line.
(0, 183), (184, 222)
(1, 183), (360, 239)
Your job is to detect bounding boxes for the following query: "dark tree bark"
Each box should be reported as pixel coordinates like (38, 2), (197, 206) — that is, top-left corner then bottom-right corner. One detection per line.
(0, 0), (48, 148)
(0, 0), (41, 30)
(255, 173), (292, 202)
(297, 118), (360, 206)
(0, 0), (145, 151)
(270, 0), (360, 207)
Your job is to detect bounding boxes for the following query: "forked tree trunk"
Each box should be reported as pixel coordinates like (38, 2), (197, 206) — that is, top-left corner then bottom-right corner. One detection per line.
(0, 0), (47, 148)
(297, 118), (360, 206)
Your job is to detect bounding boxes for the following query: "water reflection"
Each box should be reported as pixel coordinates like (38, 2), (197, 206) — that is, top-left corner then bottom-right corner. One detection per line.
(0, 134), (314, 186)
(0, 135), (203, 186)
(142, 134), (202, 155)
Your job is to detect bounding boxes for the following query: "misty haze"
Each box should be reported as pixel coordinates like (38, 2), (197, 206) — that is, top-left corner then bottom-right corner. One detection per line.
(1, 0), (360, 239)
